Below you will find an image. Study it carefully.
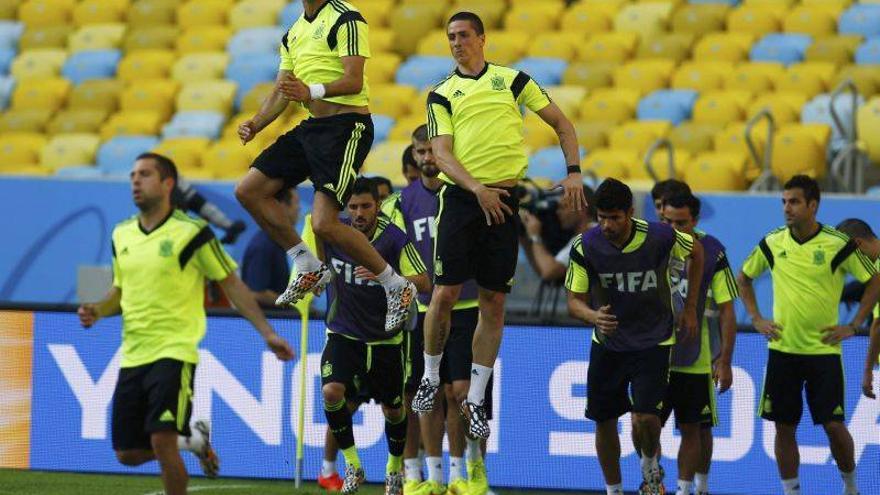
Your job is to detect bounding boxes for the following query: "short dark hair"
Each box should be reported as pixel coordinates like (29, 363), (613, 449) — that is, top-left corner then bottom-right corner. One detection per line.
(650, 179), (691, 202)
(372, 176), (392, 193)
(594, 178), (633, 212)
(836, 218), (876, 240)
(136, 152), (178, 185)
(448, 11), (485, 36)
(351, 177), (379, 201)
(783, 174), (821, 205)
(664, 192), (701, 219)
(402, 144), (417, 173)
(412, 124), (429, 143)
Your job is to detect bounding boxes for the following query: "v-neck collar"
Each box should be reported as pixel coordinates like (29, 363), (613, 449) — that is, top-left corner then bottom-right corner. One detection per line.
(609, 220), (639, 252)
(455, 62), (489, 80)
(789, 223), (823, 245)
(304, 0), (330, 23)
(138, 209), (174, 236)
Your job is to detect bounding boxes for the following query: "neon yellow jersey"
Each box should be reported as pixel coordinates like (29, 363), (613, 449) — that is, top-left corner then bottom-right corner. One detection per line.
(279, 0), (370, 108)
(427, 62), (552, 185)
(112, 210), (237, 368)
(742, 224), (877, 355)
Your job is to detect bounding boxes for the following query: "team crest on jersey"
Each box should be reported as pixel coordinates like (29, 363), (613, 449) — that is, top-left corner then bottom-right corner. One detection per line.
(434, 259), (443, 276)
(813, 250), (825, 265)
(491, 75), (505, 91)
(159, 239), (173, 257)
(322, 362), (333, 377)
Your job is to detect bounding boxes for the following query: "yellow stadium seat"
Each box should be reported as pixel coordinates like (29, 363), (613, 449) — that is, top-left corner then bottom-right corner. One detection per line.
(484, 32), (529, 66)
(127, 0), (177, 27)
(805, 36), (860, 64)
(783, 5), (838, 37)
(0, 0), (22, 20)
(385, 114), (424, 141)
(614, 2), (674, 36)
(18, 0), (73, 27)
(177, 26), (232, 54)
(562, 62), (615, 90)
(176, 81), (237, 114)
(560, 2), (615, 33)
(579, 88), (640, 124)
(11, 77), (70, 111)
(176, 0), (229, 29)
(124, 26), (179, 52)
(19, 26), (72, 50)
(47, 109), (108, 135)
(774, 62), (837, 98)
(370, 29), (395, 54)
(0, 110), (52, 133)
(684, 152), (748, 191)
(835, 65), (879, 97)
(584, 149), (638, 180)
(744, 0), (796, 7)
(416, 29), (449, 57)
(726, 62), (785, 93)
(634, 149), (690, 182)
(574, 120), (615, 151)
(693, 33), (755, 62)
(153, 138), (212, 176)
(522, 113), (558, 150)
(636, 34), (695, 63)
(671, 62), (733, 91)
(857, 97), (880, 163)
(693, 91), (753, 124)
(714, 121), (767, 179)
(771, 124), (831, 180)
(366, 52), (403, 84)
(613, 60), (676, 95)
(726, 6), (784, 36)
(528, 33), (584, 62)
(504, 4), (562, 33)
(669, 122), (725, 154)
(117, 50), (176, 83)
(545, 85), (587, 117)
(203, 140), (256, 179)
(803, 0), (851, 7)
(68, 23), (126, 52)
(371, 84), (418, 118)
(68, 79), (124, 112)
(171, 52), (229, 82)
(449, 1), (507, 30)
(747, 92), (809, 124)
(11, 48), (66, 79)
(121, 82), (177, 120)
(100, 111), (164, 139)
(390, 3), (445, 56)
(363, 140), (409, 186)
(671, 3), (731, 36)
(239, 82), (275, 113)
(609, 121), (672, 153)
(73, 0), (125, 25)
(578, 32), (639, 63)
(0, 132), (48, 166)
(39, 133), (100, 169)
(358, 2), (389, 27)
(229, 0), (284, 30)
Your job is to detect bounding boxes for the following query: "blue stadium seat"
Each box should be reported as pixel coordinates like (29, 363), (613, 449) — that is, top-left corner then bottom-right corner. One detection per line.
(801, 93), (864, 153)
(225, 53), (280, 108)
(372, 114), (395, 144)
(396, 56), (455, 89)
(527, 146), (586, 182)
(514, 57), (568, 87)
(228, 27), (285, 57)
(750, 34), (812, 65)
(61, 50), (122, 85)
(0, 76), (14, 110)
(838, 4), (880, 38)
(97, 135), (160, 176)
(637, 89), (698, 125)
(0, 47), (14, 75)
(55, 165), (103, 178)
(0, 21), (23, 50)
(278, 2), (304, 28)
(855, 38), (880, 65)
(162, 111), (226, 140)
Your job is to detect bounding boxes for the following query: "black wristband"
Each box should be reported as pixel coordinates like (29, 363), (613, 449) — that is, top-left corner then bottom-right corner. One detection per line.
(567, 165), (580, 175)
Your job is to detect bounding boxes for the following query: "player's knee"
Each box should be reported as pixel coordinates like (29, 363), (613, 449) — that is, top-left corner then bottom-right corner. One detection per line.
(774, 421), (797, 438)
(477, 291), (505, 323)
(450, 382), (468, 404)
(678, 423), (701, 440)
(632, 413), (659, 431)
(115, 450), (142, 466)
(233, 180), (257, 208)
(310, 211), (339, 241)
(149, 431), (178, 456)
(431, 286), (460, 312)
(322, 383), (346, 405)
(822, 420), (848, 439)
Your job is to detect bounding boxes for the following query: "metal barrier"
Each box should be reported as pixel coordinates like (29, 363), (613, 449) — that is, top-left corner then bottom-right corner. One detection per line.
(643, 137), (676, 182)
(746, 108), (777, 192)
(829, 79), (867, 193)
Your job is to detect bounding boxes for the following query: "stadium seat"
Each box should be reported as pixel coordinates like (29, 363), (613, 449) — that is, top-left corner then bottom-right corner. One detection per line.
(68, 78), (124, 112)
(225, 53), (278, 106)
(153, 137), (212, 176)
(448, 1), (507, 30)
(633, 149), (690, 182)
(124, 26), (179, 52)
(370, 84), (418, 118)
(363, 139), (409, 186)
(805, 36), (860, 64)
(0, 75), (14, 109)
(11, 77), (69, 111)
(750, 33), (813, 65)
(560, 2), (614, 33)
(68, 24), (126, 52)
(636, 34), (695, 63)
(371, 114), (395, 144)
(671, 3), (730, 36)
(61, 50), (121, 84)
(386, 113), (427, 141)
(171, 52), (229, 82)
(504, 4), (562, 34)
(726, 62), (785, 93)
(0, 109), (52, 132)
(357, 1), (390, 27)
(528, 33), (583, 62)
(0, 131), (47, 166)
(514, 57), (567, 87)
(771, 123), (831, 180)
(637, 89), (698, 125)
(238, 81), (274, 113)
(54, 165), (103, 178)
(614, 2), (674, 36)
(47, 109), (107, 134)
(73, 0), (125, 25)
(0, 21), (23, 49)
(693, 91), (753, 123)
(528, 146), (586, 182)
(774, 62), (837, 98)
(177, 0), (229, 29)
(11, 48), (66, 79)
(856, 96), (880, 162)
(838, 4), (880, 38)
(574, 120), (615, 151)
(229, 0), (284, 31)
(483, 32), (529, 66)
(609, 120), (672, 153)
(784, 5), (839, 37)
(203, 139), (256, 179)
(579, 89), (641, 124)
(714, 121), (766, 156)
(39, 133), (101, 170)
(578, 32), (640, 63)
(415, 29), (449, 57)
(856, 38), (880, 65)
(684, 152), (748, 191)
(672, 62), (733, 91)
(120, 80), (177, 120)
(727, 5), (784, 36)
(18, 0), (73, 27)
(748, 92), (809, 124)
(802, 93), (864, 152)
(366, 52), (403, 84)
(834, 64), (879, 97)
(693, 33), (755, 62)
(278, 1), (304, 28)
(613, 60), (676, 95)
(19, 25), (70, 50)
(583, 148), (638, 180)
(522, 112), (558, 149)
(545, 85), (587, 117)
(227, 27), (284, 57)
(562, 62), (615, 90)
(0, 46), (14, 74)
(162, 111), (226, 139)
(372, 31), (396, 55)
(177, 26), (232, 54)
(116, 50), (175, 83)
(669, 122), (724, 153)
(100, 111), (165, 139)
(127, 0), (177, 28)
(0, 2), (21, 21)
(176, 81), (237, 114)
(395, 55), (454, 89)
(389, 3), (445, 56)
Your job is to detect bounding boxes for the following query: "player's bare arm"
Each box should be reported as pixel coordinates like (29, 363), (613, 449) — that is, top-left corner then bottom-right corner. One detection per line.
(77, 286), (122, 328)
(278, 56), (368, 110)
(714, 300), (736, 393)
(864, 318), (880, 399)
(535, 103), (586, 212)
(218, 273), (295, 361)
(823, 273), (880, 344)
(238, 70), (294, 144)
(737, 272), (782, 341)
(567, 291), (617, 336)
(679, 238), (704, 342)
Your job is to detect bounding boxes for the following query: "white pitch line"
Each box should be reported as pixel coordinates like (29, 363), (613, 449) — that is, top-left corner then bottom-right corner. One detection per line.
(143, 484), (255, 495)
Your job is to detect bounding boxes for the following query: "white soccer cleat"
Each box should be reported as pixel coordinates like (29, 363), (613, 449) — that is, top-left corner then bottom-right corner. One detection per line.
(192, 419), (219, 479)
(411, 378), (440, 413)
(384, 280), (416, 332)
(276, 264), (333, 306)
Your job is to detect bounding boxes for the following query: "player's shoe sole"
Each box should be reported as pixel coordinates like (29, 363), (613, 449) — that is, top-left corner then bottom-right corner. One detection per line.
(411, 378), (440, 413)
(460, 401), (490, 440)
(192, 420), (219, 479)
(276, 264), (333, 306)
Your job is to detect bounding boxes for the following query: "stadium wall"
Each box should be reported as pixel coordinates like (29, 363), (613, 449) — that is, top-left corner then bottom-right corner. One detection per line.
(0, 309), (877, 494)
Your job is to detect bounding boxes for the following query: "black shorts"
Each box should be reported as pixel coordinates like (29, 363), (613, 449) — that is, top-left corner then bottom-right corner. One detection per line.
(660, 372), (716, 428)
(112, 358), (195, 451)
(759, 349), (846, 425)
(434, 184), (519, 293)
(404, 313), (426, 394)
(251, 113), (374, 209)
(321, 332), (405, 408)
(586, 343), (671, 422)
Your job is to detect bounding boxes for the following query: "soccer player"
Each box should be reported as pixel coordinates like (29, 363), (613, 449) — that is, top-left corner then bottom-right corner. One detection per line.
(660, 193), (738, 495)
(565, 178), (704, 495)
(234, 0), (415, 332)
(317, 178), (430, 494)
(737, 176), (880, 495)
(372, 175), (393, 202)
(402, 144), (422, 184)
(382, 125), (489, 495)
(412, 11), (587, 442)
(650, 179), (691, 219)
(77, 153), (294, 495)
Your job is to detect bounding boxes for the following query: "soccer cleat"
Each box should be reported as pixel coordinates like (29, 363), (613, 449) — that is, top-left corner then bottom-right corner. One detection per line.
(318, 472), (344, 491)
(466, 459), (490, 495)
(276, 263), (333, 306)
(403, 479), (420, 493)
(384, 280), (417, 332)
(192, 420), (219, 479)
(638, 465), (666, 495)
(447, 478), (469, 495)
(408, 480), (447, 495)
(460, 401), (490, 440)
(342, 465), (365, 494)
(384, 472), (404, 495)
(411, 378), (440, 413)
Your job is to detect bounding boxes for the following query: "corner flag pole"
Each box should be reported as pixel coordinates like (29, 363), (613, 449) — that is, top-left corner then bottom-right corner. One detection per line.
(293, 293), (312, 489)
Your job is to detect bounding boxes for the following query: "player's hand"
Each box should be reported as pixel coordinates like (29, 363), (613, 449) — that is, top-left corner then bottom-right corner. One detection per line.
(863, 368), (876, 399)
(238, 119), (259, 145)
(678, 307), (698, 342)
(278, 74), (310, 103)
(354, 266), (377, 281)
(519, 210), (542, 237)
(265, 333), (295, 361)
(555, 172), (587, 212)
(593, 305), (618, 336)
(713, 358), (733, 394)
(754, 318), (782, 341)
(821, 324), (855, 345)
(474, 185), (513, 226)
(77, 303), (100, 328)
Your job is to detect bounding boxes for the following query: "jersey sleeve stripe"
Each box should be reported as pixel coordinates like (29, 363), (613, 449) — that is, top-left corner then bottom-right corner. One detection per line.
(427, 91), (451, 114)
(758, 238), (775, 269)
(112, 240), (117, 258)
(830, 239), (858, 273)
(281, 32), (289, 50)
(208, 238), (234, 275)
(510, 71), (530, 100)
(327, 10), (366, 51)
(178, 226), (215, 269)
(724, 266), (739, 298)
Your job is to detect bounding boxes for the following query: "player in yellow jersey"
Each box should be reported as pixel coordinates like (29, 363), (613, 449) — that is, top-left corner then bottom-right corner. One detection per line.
(411, 11), (587, 443)
(234, 0), (415, 333)
(77, 153), (294, 495)
(738, 176), (880, 495)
